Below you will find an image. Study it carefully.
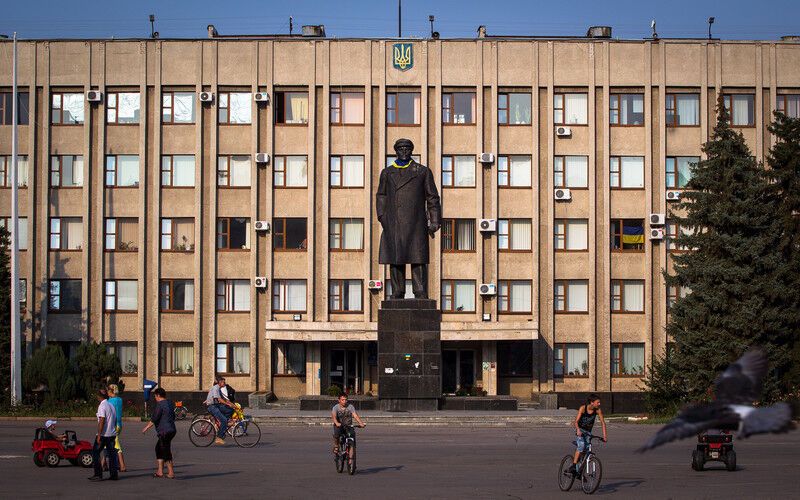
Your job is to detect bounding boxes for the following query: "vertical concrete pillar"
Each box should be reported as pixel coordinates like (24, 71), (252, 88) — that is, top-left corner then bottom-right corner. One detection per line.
(305, 341), (321, 396)
(481, 340), (497, 396)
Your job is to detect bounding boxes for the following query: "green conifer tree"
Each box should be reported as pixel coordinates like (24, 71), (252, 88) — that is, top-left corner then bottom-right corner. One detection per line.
(0, 227), (11, 405)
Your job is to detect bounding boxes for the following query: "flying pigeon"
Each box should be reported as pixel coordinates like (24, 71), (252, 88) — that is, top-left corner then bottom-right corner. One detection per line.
(637, 347), (794, 452)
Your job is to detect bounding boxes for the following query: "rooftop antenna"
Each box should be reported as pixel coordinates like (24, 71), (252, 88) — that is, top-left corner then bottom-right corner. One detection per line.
(289, 16), (293, 35)
(650, 19), (658, 39)
(429, 15), (439, 39)
(398, 0), (402, 37)
(707, 16), (715, 40)
(149, 14), (158, 39)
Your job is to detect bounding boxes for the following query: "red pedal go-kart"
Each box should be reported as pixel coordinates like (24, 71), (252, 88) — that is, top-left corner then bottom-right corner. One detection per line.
(692, 431), (736, 472)
(32, 428), (94, 468)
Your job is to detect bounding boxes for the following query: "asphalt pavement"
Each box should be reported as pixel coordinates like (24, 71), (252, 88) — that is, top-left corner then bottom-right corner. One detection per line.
(0, 420), (797, 499)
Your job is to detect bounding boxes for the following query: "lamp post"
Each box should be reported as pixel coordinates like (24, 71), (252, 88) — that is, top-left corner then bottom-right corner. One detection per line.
(10, 32), (22, 406)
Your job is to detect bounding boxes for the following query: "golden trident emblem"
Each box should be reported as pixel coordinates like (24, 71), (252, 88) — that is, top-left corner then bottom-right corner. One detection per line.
(393, 43), (413, 71)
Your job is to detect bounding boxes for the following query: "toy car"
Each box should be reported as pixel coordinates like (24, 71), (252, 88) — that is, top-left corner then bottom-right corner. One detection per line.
(32, 428), (94, 468)
(692, 430), (736, 472)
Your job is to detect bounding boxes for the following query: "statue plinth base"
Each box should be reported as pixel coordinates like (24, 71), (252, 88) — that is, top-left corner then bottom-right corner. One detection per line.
(377, 299), (441, 411)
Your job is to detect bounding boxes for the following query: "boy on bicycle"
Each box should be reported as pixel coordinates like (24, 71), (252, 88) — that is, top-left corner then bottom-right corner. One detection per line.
(569, 393), (607, 475)
(331, 393), (365, 460)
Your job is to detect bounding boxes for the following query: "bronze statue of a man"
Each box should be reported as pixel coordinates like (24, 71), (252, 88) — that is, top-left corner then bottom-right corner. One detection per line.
(377, 139), (442, 299)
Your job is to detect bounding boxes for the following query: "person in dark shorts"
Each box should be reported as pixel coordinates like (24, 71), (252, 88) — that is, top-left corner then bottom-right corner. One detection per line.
(331, 393), (366, 461)
(569, 393), (607, 475)
(142, 388), (176, 478)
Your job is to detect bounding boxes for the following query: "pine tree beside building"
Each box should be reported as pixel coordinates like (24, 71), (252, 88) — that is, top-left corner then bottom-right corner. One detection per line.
(0, 227), (11, 405)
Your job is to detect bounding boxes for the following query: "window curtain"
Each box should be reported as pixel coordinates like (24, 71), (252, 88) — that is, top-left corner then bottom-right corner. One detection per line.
(230, 155), (251, 186)
(286, 156), (308, 186)
(172, 345), (194, 374)
(345, 280), (362, 310)
(232, 280), (250, 311)
(454, 281), (475, 311)
(64, 219), (82, 249)
(568, 281), (588, 311)
(117, 280), (138, 310)
(173, 93), (195, 123)
(16, 157), (29, 187)
(231, 344), (250, 373)
(509, 156), (531, 187)
(229, 93), (252, 124)
(676, 95), (699, 125)
(566, 345), (589, 376)
(341, 93), (364, 123)
(279, 281), (306, 311)
(174, 220), (194, 249)
(510, 282), (531, 312)
(622, 345), (645, 374)
(565, 94), (587, 124)
(173, 156), (195, 186)
(286, 343), (305, 375)
(288, 93), (308, 123)
(118, 155), (139, 186)
(117, 345), (138, 374)
(63, 94), (84, 123)
(454, 156), (475, 186)
(786, 95), (800, 118)
(509, 94), (532, 124)
(456, 220), (475, 250)
(677, 157), (695, 187)
(61, 156), (83, 186)
(342, 156), (364, 186)
(343, 220), (364, 249)
(623, 282), (644, 312)
(176, 281), (194, 310)
(620, 157), (644, 188)
(15, 218), (28, 250)
(565, 156), (588, 188)
(566, 220), (588, 250)
(510, 220), (532, 250)
(411, 93), (421, 123)
(731, 95), (753, 125)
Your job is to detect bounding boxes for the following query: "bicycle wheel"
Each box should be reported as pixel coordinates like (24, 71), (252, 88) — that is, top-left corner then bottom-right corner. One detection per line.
(347, 443), (357, 475)
(232, 420), (261, 448)
(580, 454), (602, 494)
(336, 443), (346, 474)
(558, 455), (576, 491)
(189, 418), (217, 447)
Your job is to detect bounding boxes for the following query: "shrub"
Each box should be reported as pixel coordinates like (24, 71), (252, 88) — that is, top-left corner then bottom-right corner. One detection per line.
(326, 385), (342, 397)
(71, 342), (122, 399)
(22, 345), (76, 405)
(641, 355), (686, 417)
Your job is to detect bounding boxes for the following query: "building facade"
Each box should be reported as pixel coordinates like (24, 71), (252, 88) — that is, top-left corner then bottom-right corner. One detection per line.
(1, 33), (799, 400)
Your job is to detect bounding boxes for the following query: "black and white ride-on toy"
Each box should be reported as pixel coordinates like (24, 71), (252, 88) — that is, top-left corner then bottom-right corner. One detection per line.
(692, 431), (736, 472)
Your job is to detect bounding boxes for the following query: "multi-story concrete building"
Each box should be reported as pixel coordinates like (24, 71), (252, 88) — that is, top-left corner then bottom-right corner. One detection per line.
(2, 26), (798, 403)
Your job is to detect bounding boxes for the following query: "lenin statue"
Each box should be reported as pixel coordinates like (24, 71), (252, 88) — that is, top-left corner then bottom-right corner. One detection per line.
(377, 139), (442, 299)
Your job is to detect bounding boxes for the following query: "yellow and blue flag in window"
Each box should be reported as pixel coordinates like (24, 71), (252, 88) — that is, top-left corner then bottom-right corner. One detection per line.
(622, 223), (644, 245)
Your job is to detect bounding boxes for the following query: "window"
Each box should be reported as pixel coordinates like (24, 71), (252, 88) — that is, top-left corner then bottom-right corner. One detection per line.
(666, 157), (697, 189)
(108, 343), (138, 375)
(275, 91), (308, 124)
(611, 280), (645, 313)
(610, 219), (644, 251)
(272, 280), (307, 313)
(667, 285), (691, 312)
(441, 219), (476, 252)
(105, 155), (139, 187)
(0, 156), (29, 188)
(217, 155), (251, 187)
(160, 218), (195, 251)
(497, 341), (533, 376)
(273, 156), (307, 187)
(161, 155), (195, 187)
(498, 280), (532, 313)
(498, 93), (532, 125)
(50, 155), (84, 187)
(106, 92), (140, 124)
(51, 92), (84, 124)
(777, 94), (800, 118)
(330, 156), (364, 187)
(159, 279), (194, 312)
(554, 343), (589, 377)
(0, 92), (29, 125)
(441, 155), (476, 187)
(609, 94), (644, 125)
(723, 94), (755, 126)
(329, 279), (363, 312)
(554, 219), (588, 251)
(442, 92), (476, 124)
(554, 156), (588, 188)
(49, 279), (81, 313)
(104, 218), (139, 251)
(387, 92), (420, 125)
(610, 156), (644, 189)
(216, 343), (250, 374)
(665, 93), (700, 126)
(331, 92), (364, 124)
(386, 155), (421, 167)
(273, 218), (307, 250)
(329, 218), (364, 251)
(554, 93), (588, 125)
(104, 280), (138, 311)
(666, 220), (693, 252)
(218, 92), (252, 124)
(162, 91), (195, 124)
(497, 155), (532, 187)
(273, 342), (305, 375)
(49, 217), (83, 250)
(498, 219), (532, 251)
(611, 343), (645, 376)
(0, 217), (28, 250)
(441, 280), (475, 312)
(216, 217), (251, 250)
(554, 280), (588, 313)
(160, 342), (194, 375)
(216, 280), (250, 312)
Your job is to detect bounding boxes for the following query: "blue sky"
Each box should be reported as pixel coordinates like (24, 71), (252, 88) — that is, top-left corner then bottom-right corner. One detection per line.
(2, 0), (799, 40)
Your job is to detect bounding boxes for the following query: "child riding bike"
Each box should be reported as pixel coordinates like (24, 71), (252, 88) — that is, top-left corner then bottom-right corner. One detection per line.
(331, 393), (366, 464)
(569, 393), (607, 476)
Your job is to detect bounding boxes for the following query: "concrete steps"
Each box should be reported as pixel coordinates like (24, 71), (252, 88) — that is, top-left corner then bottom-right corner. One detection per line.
(249, 410), (573, 427)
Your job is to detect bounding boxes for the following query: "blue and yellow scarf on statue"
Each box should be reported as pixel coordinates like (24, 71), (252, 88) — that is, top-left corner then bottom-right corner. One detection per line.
(390, 158), (412, 169)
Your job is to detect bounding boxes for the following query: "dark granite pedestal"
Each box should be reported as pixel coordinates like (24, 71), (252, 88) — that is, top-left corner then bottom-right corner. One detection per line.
(378, 299), (442, 411)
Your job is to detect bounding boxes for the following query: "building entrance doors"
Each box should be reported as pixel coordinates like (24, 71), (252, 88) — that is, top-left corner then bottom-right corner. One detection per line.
(442, 349), (475, 394)
(329, 348), (362, 395)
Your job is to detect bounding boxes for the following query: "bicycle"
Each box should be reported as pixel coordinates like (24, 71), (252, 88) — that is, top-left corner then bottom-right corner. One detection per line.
(174, 401), (188, 420)
(334, 424), (362, 475)
(558, 432), (604, 495)
(189, 403), (261, 448)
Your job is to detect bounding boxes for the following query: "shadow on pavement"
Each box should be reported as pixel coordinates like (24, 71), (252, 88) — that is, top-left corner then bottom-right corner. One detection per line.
(356, 465), (404, 475)
(175, 471), (242, 480)
(596, 479), (645, 494)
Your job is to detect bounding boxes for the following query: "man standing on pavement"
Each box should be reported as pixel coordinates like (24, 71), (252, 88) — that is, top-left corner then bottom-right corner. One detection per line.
(204, 376), (236, 445)
(88, 389), (118, 481)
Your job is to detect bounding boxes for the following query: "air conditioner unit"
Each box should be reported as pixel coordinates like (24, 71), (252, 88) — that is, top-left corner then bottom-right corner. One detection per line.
(556, 126), (572, 137)
(255, 153), (271, 164)
(649, 228), (664, 240)
(254, 221), (270, 232)
(479, 283), (496, 296)
(367, 280), (383, 290)
(86, 90), (102, 102)
(254, 277), (268, 289)
(479, 219), (496, 232)
(478, 152), (495, 164)
(254, 92), (270, 103)
(666, 190), (681, 202)
(650, 213), (666, 226)
(554, 188), (572, 201)
(199, 91), (214, 103)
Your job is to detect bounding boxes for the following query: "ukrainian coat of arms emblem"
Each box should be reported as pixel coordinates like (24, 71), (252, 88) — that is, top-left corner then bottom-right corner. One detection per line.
(392, 43), (413, 71)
